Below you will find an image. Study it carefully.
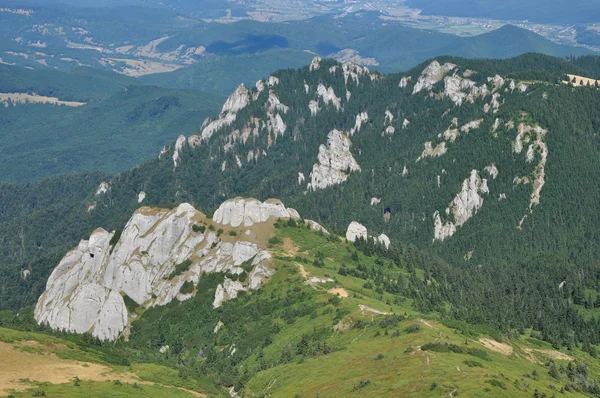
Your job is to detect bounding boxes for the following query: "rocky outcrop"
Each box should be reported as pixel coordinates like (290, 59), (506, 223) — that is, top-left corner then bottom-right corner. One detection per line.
(212, 197), (300, 227)
(298, 172), (305, 185)
(36, 197), (299, 341)
(172, 134), (186, 168)
(399, 76), (412, 88)
(433, 169), (489, 241)
(417, 141), (447, 161)
(189, 85), (250, 145)
(137, 191), (146, 203)
(309, 100), (320, 116)
(346, 222), (390, 249)
(317, 84), (341, 111)
(305, 220), (329, 235)
(309, 56), (321, 72)
(513, 123), (548, 216)
(413, 60), (456, 94)
(346, 221), (368, 242)
(349, 112), (368, 136)
(307, 129), (361, 191)
(95, 182), (109, 196)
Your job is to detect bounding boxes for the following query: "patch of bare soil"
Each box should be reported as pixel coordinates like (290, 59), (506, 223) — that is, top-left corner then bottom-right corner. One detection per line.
(523, 348), (574, 363)
(358, 304), (391, 315)
(0, 341), (123, 393)
(327, 287), (348, 298)
(478, 338), (513, 355)
(282, 237), (299, 255)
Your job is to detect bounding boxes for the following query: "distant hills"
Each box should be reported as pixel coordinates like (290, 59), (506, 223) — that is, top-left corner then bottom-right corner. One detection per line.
(407, 0), (600, 24)
(143, 21), (593, 95)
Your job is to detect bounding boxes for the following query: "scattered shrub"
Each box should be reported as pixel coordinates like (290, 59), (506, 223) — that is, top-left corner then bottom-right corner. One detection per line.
(351, 379), (371, 391)
(180, 281), (194, 295)
(229, 230), (237, 236)
(192, 224), (206, 233)
(169, 259), (192, 280)
(404, 324), (421, 334)
(268, 236), (282, 246)
(374, 353), (384, 360)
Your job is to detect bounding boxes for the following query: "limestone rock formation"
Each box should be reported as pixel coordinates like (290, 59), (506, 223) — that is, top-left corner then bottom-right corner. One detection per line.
(307, 129), (361, 191)
(413, 60), (456, 94)
(189, 85), (250, 145)
(346, 222), (390, 249)
(317, 84), (341, 111)
(212, 197), (300, 227)
(346, 221), (368, 242)
(433, 169), (489, 241)
(172, 134), (186, 168)
(35, 197), (300, 341)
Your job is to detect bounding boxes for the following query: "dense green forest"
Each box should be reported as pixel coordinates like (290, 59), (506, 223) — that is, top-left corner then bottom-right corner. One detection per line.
(3, 53), (600, 366)
(0, 66), (224, 181)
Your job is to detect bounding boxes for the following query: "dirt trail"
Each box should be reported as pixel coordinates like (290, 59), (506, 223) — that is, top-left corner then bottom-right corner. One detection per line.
(358, 304), (391, 315)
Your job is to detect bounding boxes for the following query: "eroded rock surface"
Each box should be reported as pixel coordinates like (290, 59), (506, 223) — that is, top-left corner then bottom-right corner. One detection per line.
(36, 198), (300, 340)
(307, 129), (361, 191)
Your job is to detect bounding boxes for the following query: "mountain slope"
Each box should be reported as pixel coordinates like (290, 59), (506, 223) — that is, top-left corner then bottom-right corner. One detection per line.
(8, 210), (600, 397)
(0, 67), (224, 181)
(141, 20), (591, 94)
(3, 54), (600, 353)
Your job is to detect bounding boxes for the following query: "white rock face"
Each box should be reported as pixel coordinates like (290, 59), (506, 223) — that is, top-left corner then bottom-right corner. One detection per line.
(385, 109), (394, 124)
(212, 197), (300, 227)
(375, 234), (390, 249)
(417, 141), (447, 161)
(189, 85), (250, 144)
(402, 119), (410, 129)
(268, 75), (280, 87)
(267, 91), (289, 114)
(95, 182), (109, 196)
(213, 278), (246, 308)
(513, 123), (548, 215)
(349, 112), (368, 136)
(309, 100), (320, 116)
(346, 222), (389, 249)
(221, 85), (250, 114)
(342, 62), (369, 86)
(487, 75), (505, 91)
(413, 60), (456, 94)
(172, 134), (186, 168)
(371, 197), (381, 206)
(307, 129), (361, 191)
(433, 169), (489, 241)
(298, 172), (306, 185)
(137, 191), (146, 203)
(399, 76), (412, 88)
(305, 219), (329, 235)
(484, 164), (498, 179)
(310, 56), (321, 71)
(346, 221), (368, 242)
(36, 198), (287, 341)
(316, 84), (341, 111)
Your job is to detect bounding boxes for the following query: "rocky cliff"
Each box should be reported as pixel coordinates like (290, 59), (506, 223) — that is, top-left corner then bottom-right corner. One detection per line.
(35, 198), (301, 341)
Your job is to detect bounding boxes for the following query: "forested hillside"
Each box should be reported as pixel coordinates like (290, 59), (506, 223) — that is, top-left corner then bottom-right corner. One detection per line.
(3, 53), (600, 363)
(0, 66), (224, 181)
